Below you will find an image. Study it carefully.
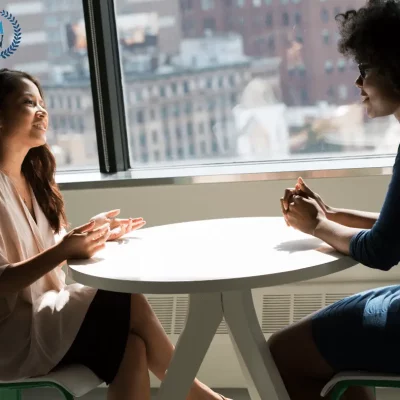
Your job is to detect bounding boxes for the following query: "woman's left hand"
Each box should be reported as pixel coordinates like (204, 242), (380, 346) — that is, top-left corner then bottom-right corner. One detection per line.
(280, 195), (325, 235)
(90, 209), (146, 241)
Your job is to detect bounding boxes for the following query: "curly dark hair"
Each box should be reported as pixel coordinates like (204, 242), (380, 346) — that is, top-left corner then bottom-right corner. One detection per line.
(0, 69), (67, 233)
(336, 0), (400, 92)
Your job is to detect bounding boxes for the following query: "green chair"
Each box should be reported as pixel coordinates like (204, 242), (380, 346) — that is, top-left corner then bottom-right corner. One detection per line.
(321, 371), (399, 399)
(0, 364), (103, 400)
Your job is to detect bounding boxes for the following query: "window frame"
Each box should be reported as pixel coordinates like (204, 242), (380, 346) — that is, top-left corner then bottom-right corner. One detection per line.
(82, 0), (130, 173)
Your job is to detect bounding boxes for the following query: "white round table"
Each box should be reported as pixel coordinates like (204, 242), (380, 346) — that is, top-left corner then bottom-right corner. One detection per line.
(68, 217), (358, 400)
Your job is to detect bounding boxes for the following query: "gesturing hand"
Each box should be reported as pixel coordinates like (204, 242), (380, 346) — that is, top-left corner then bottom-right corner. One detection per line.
(59, 220), (110, 259)
(90, 209), (146, 241)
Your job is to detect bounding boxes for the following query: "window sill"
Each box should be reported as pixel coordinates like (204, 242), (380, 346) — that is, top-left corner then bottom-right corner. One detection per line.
(57, 154), (396, 191)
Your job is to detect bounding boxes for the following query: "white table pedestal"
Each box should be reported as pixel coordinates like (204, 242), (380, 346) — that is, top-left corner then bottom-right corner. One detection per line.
(156, 290), (290, 400)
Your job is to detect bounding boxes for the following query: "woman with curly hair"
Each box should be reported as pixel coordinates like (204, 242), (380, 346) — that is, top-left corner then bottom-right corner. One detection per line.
(271, 1), (400, 399)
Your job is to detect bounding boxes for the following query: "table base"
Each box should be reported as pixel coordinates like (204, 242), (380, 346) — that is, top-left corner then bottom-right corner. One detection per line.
(156, 290), (290, 400)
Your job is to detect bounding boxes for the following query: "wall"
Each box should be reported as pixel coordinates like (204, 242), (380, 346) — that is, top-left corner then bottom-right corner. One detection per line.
(63, 173), (398, 283)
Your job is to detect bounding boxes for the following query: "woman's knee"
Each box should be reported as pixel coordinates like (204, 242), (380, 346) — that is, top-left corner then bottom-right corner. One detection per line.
(269, 317), (334, 380)
(130, 294), (155, 328)
(126, 333), (147, 359)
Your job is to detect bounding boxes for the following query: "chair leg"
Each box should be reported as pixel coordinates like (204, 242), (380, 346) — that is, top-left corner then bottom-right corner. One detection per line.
(53, 384), (75, 400)
(0, 389), (22, 400)
(330, 382), (377, 400)
(330, 383), (348, 400)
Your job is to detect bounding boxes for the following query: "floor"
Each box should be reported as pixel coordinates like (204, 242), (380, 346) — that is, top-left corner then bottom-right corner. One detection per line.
(21, 388), (247, 399)
(17, 387), (400, 399)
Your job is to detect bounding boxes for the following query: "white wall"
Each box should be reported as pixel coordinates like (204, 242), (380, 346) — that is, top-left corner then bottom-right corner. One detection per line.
(63, 173), (400, 283)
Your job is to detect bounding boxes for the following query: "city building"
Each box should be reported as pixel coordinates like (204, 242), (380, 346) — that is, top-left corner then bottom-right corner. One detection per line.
(180, 0), (367, 106)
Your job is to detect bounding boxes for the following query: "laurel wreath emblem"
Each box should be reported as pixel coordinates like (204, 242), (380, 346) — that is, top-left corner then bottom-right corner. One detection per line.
(0, 10), (21, 59)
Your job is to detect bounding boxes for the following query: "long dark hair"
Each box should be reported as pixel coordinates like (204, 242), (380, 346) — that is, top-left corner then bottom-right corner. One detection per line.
(0, 68), (67, 233)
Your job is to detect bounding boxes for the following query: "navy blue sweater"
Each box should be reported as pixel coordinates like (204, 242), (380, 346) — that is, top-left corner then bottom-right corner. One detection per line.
(350, 147), (400, 270)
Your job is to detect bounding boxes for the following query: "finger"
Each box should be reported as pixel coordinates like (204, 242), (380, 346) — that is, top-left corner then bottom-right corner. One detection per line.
(280, 199), (290, 226)
(131, 220), (146, 231)
(283, 188), (295, 210)
(298, 177), (311, 194)
(108, 225), (127, 241)
(105, 209), (121, 218)
(74, 220), (96, 234)
(127, 219), (133, 233)
(293, 195), (304, 204)
(87, 223), (110, 240)
(91, 243), (106, 256)
(112, 217), (144, 230)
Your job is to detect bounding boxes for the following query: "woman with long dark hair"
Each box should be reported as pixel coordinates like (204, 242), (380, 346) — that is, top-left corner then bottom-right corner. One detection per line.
(0, 68), (230, 400)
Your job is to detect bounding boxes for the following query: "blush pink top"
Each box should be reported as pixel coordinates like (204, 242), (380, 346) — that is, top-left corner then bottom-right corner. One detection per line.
(0, 172), (97, 381)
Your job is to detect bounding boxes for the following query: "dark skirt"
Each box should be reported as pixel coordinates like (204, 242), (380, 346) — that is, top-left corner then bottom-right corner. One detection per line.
(55, 289), (131, 385)
(312, 285), (400, 373)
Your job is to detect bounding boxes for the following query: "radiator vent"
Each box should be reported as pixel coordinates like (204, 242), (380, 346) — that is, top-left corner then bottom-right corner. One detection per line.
(261, 292), (353, 333)
(174, 296), (188, 335)
(172, 295), (228, 335)
(147, 296), (174, 335)
(262, 295), (291, 334)
(325, 293), (353, 306)
(293, 294), (323, 323)
(147, 292), (354, 336)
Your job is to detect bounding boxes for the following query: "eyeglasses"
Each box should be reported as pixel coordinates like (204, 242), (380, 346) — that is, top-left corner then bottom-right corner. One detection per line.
(358, 63), (373, 79)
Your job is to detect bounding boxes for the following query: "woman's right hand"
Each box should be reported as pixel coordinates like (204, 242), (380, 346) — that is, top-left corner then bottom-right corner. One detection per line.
(281, 177), (330, 225)
(58, 220), (110, 259)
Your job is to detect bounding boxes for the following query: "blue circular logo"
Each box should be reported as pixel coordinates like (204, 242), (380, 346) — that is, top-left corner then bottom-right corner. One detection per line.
(0, 10), (21, 59)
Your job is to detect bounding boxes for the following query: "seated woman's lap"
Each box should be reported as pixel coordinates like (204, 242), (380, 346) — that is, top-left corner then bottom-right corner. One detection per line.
(55, 290), (131, 385)
(270, 285), (400, 378)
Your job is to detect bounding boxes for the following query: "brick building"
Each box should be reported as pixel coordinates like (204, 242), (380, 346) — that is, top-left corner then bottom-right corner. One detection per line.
(180, 0), (367, 106)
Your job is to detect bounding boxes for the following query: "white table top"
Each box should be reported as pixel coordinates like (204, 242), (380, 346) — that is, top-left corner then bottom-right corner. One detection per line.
(68, 217), (358, 294)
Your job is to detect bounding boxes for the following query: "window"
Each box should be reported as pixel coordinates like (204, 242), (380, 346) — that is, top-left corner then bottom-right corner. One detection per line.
(268, 36), (275, 51)
(337, 59), (346, 72)
(185, 102), (193, 114)
(137, 110), (145, 124)
(282, 12), (289, 26)
(322, 29), (330, 45)
(325, 60), (334, 73)
(266, 13), (273, 27)
(321, 8), (329, 22)
(182, 0), (194, 11)
(140, 132), (147, 148)
(108, 0), (396, 171)
(338, 84), (348, 100)
(152, 130), (158, 143)
(203, 17), (216, 31)
(201, 0), (215, 10)
(183, 81), (190, 94)
(171, 83), (177, 95)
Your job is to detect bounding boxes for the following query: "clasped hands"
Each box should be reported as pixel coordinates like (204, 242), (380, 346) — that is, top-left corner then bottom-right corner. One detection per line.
(280, 177), (327, 236)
